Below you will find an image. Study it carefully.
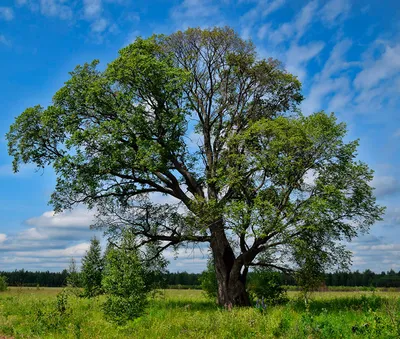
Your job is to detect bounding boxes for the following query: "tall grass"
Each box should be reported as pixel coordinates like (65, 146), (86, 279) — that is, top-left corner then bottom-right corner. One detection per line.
(0, 287), (399, 338)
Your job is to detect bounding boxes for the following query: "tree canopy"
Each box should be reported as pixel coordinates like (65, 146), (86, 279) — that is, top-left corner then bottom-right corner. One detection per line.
(7, 26), (384, 306)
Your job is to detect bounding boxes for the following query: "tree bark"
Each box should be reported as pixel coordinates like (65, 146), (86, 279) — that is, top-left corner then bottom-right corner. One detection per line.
(210, 221), (251, 307)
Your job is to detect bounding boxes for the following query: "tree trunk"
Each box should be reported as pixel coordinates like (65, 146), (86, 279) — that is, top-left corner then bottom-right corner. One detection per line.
(210, 222), (251, 307)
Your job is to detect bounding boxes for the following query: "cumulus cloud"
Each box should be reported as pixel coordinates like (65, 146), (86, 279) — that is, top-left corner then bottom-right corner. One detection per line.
(0, 207), (99, 271)
(26, 208), (96, 229)
(347, 232), (400, 272)
(13, 242), (90, 258)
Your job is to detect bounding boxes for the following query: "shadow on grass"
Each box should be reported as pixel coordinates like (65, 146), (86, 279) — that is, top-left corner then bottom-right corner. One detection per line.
(291, 295), (393, 313)
(151, 299), (221, 312)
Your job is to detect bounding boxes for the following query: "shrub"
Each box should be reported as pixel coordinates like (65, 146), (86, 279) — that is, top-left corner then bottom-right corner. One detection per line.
(102, 235), (148, 324)
(0, 275), (7, 291)
(248, 270), (288, 305)
(199, 258), (218, 300)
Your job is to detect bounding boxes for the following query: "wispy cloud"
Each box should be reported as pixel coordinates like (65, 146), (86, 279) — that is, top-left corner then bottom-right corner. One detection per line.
(170, 0), (223, 29)
(241, 0), (285, 38)
(320, 0), (351, 26)
(0, 7), (14, 21)
(91, 17), (108, 33)
(171, 0), (219, 20)
(302, 39), (353, 113)
(0, 34), (11, 46)
(39, 0), (73, 20)
(83, 0), (102, 19)
(354, 42), (400, 91)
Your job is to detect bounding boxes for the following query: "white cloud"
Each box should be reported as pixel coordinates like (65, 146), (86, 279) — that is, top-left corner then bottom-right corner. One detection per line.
(14, 242), (90, 258)
(0, 34), (11, 47)
(26, 208), (96, 228)
(0, 7), (14, 21)
(241, 0), (285, 39)
(302, 39), (353, 113)
(320, 0), (351, 25)
(171, 0), (219, 20)
(83, 0), (102, 19)
(18, 228), (48, 240)
(0, 234), (7, 243)
(354, 42), (400, 91)
(91, 17), (108, 33)
(371, 175), (400, 198)
(170, 0), (225, 30)
(264, 0), (318, 45)
(123, 29), (140, 47)
(39, 0), (73, 20)
(285, 41), (325, 81)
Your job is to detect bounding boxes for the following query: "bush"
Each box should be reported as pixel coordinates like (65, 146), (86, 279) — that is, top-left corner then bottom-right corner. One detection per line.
(199, 258), (218, 300)
(0, 275), (7, 291)
(102, 236), (148, 324)
(248, 270), (288, 305)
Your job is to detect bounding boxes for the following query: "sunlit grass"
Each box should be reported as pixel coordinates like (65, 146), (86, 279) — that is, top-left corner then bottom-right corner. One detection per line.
(0, 288), (399, 338)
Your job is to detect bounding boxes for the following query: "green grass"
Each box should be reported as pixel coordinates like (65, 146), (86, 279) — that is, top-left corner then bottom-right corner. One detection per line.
(0, 288), (400, 338)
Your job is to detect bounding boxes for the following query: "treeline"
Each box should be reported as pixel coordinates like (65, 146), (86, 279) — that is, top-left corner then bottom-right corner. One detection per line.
(265, 270), (400, 288)
(3, 269), (400, 288)
(0, 269), (68, 287)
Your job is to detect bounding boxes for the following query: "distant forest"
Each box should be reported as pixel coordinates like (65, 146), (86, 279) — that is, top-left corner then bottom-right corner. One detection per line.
(2, 269), (400, 288)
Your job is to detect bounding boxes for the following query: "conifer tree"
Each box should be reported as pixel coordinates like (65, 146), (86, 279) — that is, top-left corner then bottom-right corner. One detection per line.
(81, 237), (104, 297)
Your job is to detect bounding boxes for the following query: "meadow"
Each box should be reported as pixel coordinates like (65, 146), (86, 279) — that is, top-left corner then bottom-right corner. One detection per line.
(0, 287), (399, 338)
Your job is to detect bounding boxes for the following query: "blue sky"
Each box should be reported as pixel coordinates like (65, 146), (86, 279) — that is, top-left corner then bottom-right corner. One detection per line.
(0, 0), (400, 273)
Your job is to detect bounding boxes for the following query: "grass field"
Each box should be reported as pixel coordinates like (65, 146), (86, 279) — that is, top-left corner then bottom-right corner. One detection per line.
(0, 287), (399, 338)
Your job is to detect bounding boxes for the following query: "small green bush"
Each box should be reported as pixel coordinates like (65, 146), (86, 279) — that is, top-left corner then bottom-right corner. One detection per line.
(0, 275), (8, 291)
(102, 237), (148, 324)
(199, 259), (218, 300)
(248, 270), (288, 305)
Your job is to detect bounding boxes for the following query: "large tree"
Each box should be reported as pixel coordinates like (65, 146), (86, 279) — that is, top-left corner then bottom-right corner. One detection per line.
(7, 27), (383, 307)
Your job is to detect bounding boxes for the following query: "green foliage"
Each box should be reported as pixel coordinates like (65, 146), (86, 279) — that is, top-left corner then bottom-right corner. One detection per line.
(248, 270), (288, 305)
(66, 258), (81, 289)
(102, 234), (148, 324)
(7, 26), (384, 306)
(81, 237), (104, 298)
(1, 288), (400, 338)
(199, 258), (218, 300)
(0, 275), (8, 291)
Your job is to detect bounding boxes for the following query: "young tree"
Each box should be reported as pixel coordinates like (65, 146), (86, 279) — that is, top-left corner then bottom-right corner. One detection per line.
(7, 27), (384, 306)
(0, 275), (8, 292)
(66, 258), (81, 288)
(102, 232), (148, 324)
(199, 258), (218, 300)
(81, 237), (104, 297)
